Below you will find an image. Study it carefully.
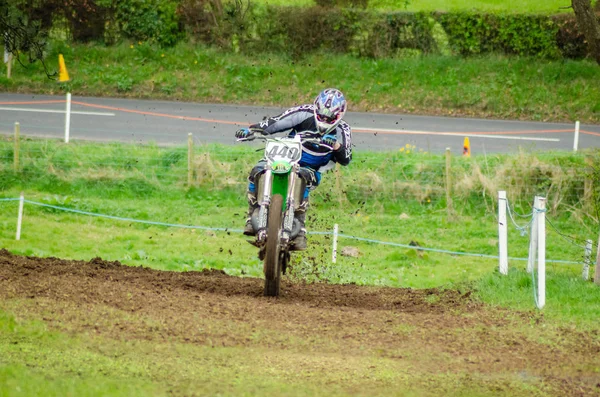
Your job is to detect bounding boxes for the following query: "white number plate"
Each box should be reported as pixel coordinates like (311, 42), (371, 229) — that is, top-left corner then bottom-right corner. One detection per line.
(265, 140), (302, 163)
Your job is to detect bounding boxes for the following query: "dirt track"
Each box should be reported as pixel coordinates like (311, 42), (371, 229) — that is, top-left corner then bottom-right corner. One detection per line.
(1, 248), (599, 396)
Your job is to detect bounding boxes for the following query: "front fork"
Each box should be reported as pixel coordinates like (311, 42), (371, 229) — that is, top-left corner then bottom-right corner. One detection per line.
(256, 164), (299, 248)
(282, 165), (300, 247)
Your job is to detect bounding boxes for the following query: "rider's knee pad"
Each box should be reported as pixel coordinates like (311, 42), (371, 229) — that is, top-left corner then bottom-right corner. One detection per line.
(249, 161), (267, 183)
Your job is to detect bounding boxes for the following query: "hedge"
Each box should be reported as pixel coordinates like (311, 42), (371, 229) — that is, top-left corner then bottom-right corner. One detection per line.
(55, 2), (594, 60)
(183, 5), (595, 60)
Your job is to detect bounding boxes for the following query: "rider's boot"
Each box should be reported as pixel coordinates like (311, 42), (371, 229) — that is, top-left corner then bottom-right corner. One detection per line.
(244, 216), (255, 236)
(244, 191), (258, 236)
(291, 230), (307, 251)
(290, 209), (307, 251)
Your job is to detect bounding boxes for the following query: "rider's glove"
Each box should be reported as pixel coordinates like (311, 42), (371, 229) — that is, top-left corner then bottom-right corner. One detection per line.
(235, 127), (254, 139)
(321, 134), (337, 148)
(235, 127), (264, 139)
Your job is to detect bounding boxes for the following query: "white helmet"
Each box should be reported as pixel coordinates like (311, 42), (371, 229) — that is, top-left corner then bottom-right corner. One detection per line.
(314, 88), (347, 134)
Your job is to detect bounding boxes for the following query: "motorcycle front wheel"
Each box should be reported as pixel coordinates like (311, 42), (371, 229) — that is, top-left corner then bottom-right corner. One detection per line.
(264, 194), (283, 297)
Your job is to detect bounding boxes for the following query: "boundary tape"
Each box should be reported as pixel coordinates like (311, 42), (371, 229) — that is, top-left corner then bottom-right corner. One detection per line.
(0, 197), (583, 265)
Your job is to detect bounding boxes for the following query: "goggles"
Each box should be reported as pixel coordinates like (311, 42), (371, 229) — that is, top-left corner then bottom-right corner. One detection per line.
(316, 112), (338, 124)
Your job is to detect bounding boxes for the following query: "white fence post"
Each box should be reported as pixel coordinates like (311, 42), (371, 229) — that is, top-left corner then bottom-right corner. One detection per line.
(527, 196), (541, 273)
(64, 92), (72, 143)
(187, 132), (193, 187)
(537, 197), (546, 309)
(332, 223), (339, 264)
(16, 192), (24, 240)
(498, 191), (508, 275)
(14, 121), (20, 172)
(583, 239), (592, 281)
(4, 46), (12, 79)
(573, 121), (580, 152)
(595, 232), (600, 286)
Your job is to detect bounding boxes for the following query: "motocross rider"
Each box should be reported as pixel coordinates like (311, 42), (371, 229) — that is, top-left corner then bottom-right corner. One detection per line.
(235, 88), (352, 251)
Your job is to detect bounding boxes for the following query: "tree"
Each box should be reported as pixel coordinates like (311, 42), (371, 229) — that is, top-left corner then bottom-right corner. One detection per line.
(571, 0), (600, 64)
(0, 0), (56, 78)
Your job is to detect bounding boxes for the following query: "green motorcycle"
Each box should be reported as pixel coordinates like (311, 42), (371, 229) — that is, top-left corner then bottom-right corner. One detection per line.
(238, 132), (330, 297)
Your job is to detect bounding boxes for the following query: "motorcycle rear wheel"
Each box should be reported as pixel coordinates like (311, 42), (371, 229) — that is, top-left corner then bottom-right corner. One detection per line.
(264, 194), (283, 297)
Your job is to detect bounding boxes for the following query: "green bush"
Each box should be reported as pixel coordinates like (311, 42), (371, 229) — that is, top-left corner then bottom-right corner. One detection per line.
(314, 0), (369, 8)
(178, 0), (225, 46)
(240, 7), (436, 58)
(178, 0), (253, 50)
(7, 2), (598, 59)
(173, 3), (595, 60)
(354, 12), (437, 58)
(112, 0), (184, 46)
(259, 7), (358, 57)
(435, 12), (561, 58)
(179, 6), (590, 60)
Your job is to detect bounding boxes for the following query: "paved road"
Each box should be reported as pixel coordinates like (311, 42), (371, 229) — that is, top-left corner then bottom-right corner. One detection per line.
(1, 93), (598, 154)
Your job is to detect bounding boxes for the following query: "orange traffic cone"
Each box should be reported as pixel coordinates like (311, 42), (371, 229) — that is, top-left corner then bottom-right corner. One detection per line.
(58, 54), (70, 83)
(463, 137), (471, 157)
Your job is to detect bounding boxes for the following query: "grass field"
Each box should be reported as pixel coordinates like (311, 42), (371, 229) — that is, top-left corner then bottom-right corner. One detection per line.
(256, 0), (576, 13)
(1, 137), (599, 325)
(1, 131), (599, 397)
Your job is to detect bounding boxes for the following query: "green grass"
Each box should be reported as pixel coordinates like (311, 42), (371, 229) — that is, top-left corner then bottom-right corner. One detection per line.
(385, 0), (574, 13)
(0, 306), (564, 397)
(478, 269), (600, 327)
(257, 0), (575, 14)
(2, 42), (599, 123)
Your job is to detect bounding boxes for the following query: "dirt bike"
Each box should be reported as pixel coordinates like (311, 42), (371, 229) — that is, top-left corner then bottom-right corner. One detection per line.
(238, 132), (331, 297)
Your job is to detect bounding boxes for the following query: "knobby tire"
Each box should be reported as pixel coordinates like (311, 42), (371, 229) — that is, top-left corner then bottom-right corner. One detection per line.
(264, 194), (283, 297)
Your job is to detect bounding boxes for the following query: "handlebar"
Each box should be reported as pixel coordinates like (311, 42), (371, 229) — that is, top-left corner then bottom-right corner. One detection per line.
(236, 132), (334, 150)
(236, 135), (260, 142)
